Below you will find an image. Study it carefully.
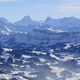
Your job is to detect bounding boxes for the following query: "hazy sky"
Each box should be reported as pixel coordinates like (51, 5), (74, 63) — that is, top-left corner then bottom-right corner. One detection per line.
(0, 0), (80, 22)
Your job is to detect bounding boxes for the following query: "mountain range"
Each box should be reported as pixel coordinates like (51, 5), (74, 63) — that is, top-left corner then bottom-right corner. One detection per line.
(0, 16), (80, 34)
(0, 16), (80, 48)
(0, 16), (80, 80)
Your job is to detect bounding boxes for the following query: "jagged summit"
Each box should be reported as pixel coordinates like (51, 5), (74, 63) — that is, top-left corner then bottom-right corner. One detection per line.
(45, 16), (54, 21)
(0, 16), (80, 33)
(14, 15), (36, 27)
(0, 17), (9, 23)
(21, 16), (32, 22)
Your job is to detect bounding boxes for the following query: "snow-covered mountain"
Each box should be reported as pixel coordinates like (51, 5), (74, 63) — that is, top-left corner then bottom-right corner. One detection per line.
(0, 40), (80, 80)
(0, 16), (80, 47)
(0, 16), (80, 80)
(1, 16), (80, 33)
(0, 17), (13, 35)
(14, 16), (40, 32)
(43, 16), (80, 31)
(15, 16), (38, 26)
(0, 28), (80, 49)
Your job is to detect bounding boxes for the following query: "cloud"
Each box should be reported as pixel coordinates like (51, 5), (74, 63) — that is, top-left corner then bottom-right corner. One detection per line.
(0, 0), (19, 2)
(57, 2), (80, 13)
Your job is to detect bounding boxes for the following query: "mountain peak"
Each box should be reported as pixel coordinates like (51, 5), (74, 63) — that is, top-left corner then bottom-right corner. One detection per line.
(0, 17), (8, 23)
(22, 16), (32, 21)
(46, 16), (54, 21)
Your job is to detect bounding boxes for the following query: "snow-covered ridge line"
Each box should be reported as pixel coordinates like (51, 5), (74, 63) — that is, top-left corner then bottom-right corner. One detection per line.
(0, 16), (80, 34)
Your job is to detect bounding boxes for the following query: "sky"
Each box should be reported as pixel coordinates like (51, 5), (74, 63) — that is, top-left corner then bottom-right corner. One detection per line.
(0, 0), (80, 22)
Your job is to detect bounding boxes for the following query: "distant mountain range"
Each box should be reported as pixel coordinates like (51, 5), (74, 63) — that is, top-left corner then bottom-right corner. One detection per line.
(0, 16), (80, 48)
(0, 16), (80, 34)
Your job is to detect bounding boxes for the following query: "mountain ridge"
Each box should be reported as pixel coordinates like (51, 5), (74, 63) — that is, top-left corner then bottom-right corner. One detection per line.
(0, 16), (80, 34)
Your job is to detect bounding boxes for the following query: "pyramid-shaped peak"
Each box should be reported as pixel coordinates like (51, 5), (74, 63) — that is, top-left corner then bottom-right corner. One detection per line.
(45, 16), (54, 21)
(0, 17), (8, 23)
(22, 16), (32, 21)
